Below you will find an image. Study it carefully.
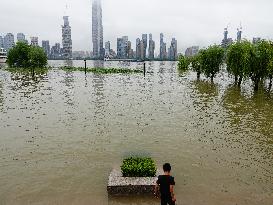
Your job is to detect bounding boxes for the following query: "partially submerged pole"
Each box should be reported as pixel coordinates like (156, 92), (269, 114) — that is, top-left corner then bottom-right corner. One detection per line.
(143, 62), (146, 77)
(84, 59), (87, 74)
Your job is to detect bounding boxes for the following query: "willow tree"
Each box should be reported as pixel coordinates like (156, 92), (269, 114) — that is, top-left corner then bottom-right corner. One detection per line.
(226, 41), (252, 86)
(249, 40), (271, 91)
(199, 45), (225, 82)
(190, 54), (202, 80)
(268, 42), (273, 90)
(178, 54), (190, 72)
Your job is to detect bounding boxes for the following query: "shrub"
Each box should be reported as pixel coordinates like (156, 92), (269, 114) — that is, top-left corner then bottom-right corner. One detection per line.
(7, 42), (47, 68)
(121, 157), (156, 177)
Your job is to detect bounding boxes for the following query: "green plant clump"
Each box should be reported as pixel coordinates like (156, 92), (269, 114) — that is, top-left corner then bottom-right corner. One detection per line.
(7, 42), (47, 68)
(121, 157), (157, 177)
(61, 66), (143, 74)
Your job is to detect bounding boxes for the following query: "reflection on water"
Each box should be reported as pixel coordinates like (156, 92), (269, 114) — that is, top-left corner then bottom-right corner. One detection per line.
(0, 60), (273, 205)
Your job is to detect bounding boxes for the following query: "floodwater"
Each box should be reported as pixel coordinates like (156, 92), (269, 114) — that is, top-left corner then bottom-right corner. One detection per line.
(0, 60), (272, 205)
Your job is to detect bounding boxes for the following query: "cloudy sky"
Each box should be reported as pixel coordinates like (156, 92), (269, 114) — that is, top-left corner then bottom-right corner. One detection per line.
(1, 0), (273, 54)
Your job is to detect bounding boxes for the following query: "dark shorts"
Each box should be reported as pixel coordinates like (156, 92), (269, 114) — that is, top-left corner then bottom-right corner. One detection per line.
(161, 197), (175, 205)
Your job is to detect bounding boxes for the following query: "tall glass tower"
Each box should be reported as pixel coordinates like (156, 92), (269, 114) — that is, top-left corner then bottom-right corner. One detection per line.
(92, 0), (104, 59)
(62, 16), (72, 59)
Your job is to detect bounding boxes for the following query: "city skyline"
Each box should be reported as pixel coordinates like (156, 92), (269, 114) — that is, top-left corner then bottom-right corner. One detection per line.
(1, 0), (273, 53)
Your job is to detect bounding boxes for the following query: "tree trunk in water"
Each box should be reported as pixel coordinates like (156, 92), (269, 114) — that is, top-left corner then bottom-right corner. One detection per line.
(210, 75), (214, 83)
(238, 76), (242, 87)
(197, 72), (200, 80)
(254, 78), (259, 92)
(269, 77), (272, 91)
(235, 75), (238, 85)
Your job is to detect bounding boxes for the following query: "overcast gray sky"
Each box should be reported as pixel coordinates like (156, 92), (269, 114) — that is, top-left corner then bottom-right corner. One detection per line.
(1, 0), (273, 53)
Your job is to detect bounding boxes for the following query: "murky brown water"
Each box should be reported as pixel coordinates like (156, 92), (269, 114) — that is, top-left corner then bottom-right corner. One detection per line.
(0, 60), (272, 205)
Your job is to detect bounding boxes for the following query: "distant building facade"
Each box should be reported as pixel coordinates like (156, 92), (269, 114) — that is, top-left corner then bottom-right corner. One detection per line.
(253, 37), (261, 44)
(30, 37), (39, 46)
(62, 16), (72, 59)
(168, 38), (178, 60)
(117, 36), (129, 59)
(185, 46), (199, 57)
(0, 36), (4, 48)
(17, 33), (28, 44)
(142, 34), (148, 59)
(221, 28), (233, 48)
(42, 40), (50, 57)
(148, 34), (155, 60)
(160, 33), (167, 60)
(50, 43), (62, 59)
(92, 0), (104, 59)
(4, 33), (15, 51)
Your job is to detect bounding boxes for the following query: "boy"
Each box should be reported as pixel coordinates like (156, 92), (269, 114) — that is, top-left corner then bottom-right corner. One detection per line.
(155, 163), (176, 205)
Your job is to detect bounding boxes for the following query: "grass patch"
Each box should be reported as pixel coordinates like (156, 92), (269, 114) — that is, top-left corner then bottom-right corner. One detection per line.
(5, 67), (49, 74)
(121, 157), (157, 177)
(61, 66), (143, 74)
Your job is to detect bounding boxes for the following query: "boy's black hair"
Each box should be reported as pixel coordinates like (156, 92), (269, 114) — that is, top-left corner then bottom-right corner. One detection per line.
(163, 163), (171, 172)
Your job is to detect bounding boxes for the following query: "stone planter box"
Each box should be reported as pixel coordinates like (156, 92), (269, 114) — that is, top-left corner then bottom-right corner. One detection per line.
(107, 169), (162, 196)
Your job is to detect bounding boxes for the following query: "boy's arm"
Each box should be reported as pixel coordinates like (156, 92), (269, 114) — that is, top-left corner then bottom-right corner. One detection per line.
(154, 182), (159, 197)
(170, 185), (176, 201)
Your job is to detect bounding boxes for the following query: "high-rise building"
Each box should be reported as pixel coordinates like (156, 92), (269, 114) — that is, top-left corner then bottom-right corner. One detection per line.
(17, 33), (28, 44)
(62, 16), (72, 59)
(221, 28), (233, 48)
(4, 33), (15, 51)
(50, 43), (62, 59)
(168, 38), (178, 61)
(142, 34), (148, 59)
(0, 36), (4, 48)
(136, 38), (141, 60)
(253, 37), (261, 44)
(185, 46), (199, 57)
(160, 33), (167, 60)
(148, 34), (155, 60)
(30, 37), (39, 46)
(105, 41), (110, 56)
(117, 36), (129, 59)
(237, 28), (242, 42)
(92, 0), (104, 59)
(42, 40), (51, 57)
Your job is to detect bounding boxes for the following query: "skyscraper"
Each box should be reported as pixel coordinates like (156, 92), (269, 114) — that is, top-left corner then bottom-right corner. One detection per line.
(117, 36), (129, 59)
(237, 28), (242, 42)
(42, 40), (51, 57)
(62, 16), (72, 59)
(17, 33), (28, 44)
(142, 34), (148, 59)
(148, 34), (155, 60)
(136, 38), (141, 60)
(160, 33), (167, 60)
(92, 0), (104, 59)
(0, 36), (4, 48)
(30, 37), (39, 46)
(4, 33), (15, 51)
(168, 38), (178, 61)
(105, 41), (110, 56)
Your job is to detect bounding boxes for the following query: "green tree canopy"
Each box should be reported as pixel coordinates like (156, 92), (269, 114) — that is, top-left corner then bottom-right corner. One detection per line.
(7, 42), (47, 68)
(249, 40), (271, 91)
(178, 54), (190, 73)
(226, 41), (253, 86)
(199, 45), (225, 82)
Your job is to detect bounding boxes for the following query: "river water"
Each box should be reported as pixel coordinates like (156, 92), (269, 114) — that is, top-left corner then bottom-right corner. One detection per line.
(0, 60), (272, 205)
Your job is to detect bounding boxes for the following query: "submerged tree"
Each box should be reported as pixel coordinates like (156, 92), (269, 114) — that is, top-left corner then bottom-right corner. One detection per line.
(177, 54), (190, 72)
(190, 54), (202, 80)
(199, 45), (225, 82)
(268, 42), (273, 90)
(7, 42), (47, 69)
(248, 40), (271, 91)
(226, 41), (252, 86)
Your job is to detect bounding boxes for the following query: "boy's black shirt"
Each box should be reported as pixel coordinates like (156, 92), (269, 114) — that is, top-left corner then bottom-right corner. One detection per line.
(156, 175), (175, 198)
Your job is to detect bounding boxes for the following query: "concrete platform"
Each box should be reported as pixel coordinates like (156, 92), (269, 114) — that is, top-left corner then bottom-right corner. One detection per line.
(107, 169), (162, 195)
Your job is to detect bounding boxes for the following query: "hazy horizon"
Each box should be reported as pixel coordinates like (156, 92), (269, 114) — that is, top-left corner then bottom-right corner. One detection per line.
(1, 0), (273, 53)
